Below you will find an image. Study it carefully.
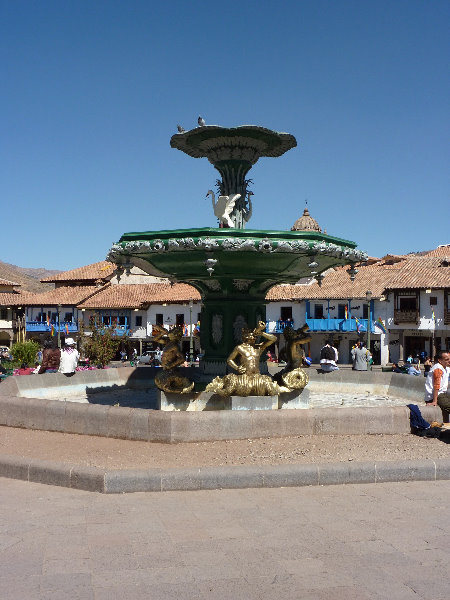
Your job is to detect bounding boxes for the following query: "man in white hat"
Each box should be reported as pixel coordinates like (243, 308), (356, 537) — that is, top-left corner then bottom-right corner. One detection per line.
(58, 337), (80, 377)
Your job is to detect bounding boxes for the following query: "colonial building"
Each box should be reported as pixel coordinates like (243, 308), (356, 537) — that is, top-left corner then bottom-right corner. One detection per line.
(0, 278), (26, 347)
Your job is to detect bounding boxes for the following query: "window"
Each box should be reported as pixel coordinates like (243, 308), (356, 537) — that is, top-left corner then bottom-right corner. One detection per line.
(118, 316), (126, 326)
(197, 313), (201, 323)
(0, 309), (7, 320)
(338, 304), (346, 319)
(135, 315), (142, 327)
(155, 313), (163, 325)
(102, 315), (111, 326)
(280, 306), (292, 321)
(176, 313), (184, 326)
(363, 304), (368, 319)
(399, 297), (417, 311)
(430, 296), (437, 306)
(64, 313), (73, 322)
(314, 304), (324, 319)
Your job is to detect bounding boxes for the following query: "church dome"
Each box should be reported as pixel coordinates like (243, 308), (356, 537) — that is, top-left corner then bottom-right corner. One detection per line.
(291, 207), (322, 232)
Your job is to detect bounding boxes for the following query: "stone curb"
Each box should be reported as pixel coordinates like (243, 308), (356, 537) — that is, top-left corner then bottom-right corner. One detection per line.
(1, 454), (449, 494)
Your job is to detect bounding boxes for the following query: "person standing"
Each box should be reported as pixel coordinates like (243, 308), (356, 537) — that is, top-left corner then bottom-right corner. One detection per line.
(38, 340), (60, 374)
(58, 338), (80, 377)
(351, 341), (370, 371)
(424, 350), (450, 421)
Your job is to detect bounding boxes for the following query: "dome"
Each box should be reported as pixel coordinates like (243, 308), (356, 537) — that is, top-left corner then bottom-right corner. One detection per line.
(291, 207), (322, 232)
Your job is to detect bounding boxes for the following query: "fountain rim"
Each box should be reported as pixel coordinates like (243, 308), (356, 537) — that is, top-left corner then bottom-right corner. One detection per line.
(118, 227), (358, 248)
(170, 125), (297, 159)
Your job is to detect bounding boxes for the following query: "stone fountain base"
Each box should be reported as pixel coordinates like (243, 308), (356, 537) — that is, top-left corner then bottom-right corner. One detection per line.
(157, 389), (310, 411)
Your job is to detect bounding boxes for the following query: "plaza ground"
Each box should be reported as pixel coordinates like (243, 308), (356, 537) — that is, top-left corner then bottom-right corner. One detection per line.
(1, 425), (449, 469)
(0, 478), (448, 599)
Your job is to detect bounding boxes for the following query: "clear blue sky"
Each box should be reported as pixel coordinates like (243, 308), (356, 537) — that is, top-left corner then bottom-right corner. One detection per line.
(1, 0), (449, 270)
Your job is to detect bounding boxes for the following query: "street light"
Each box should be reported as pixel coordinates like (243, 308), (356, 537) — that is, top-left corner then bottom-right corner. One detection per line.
(57, 304), (62, 349)
(189, 299), (194, 364)
(365, 291), (372, 354)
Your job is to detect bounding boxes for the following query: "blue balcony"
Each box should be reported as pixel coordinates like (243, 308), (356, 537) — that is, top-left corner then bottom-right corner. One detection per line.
(306, 318), (375, 333)
(266, 320), (295, 334)
(26, 321), (79, 333)
(112, 327), (130, 337)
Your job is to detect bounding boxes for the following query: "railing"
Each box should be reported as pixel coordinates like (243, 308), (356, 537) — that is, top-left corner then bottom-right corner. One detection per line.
(26, 321), (79, 333)
(305, 318), (375, 333)
(266, 320), (295, 334)
(394, 310), (419, 324)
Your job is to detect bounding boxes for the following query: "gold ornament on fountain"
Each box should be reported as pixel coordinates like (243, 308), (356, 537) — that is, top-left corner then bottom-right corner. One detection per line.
(206, 321), (290, 396)
(274, 324), (311, 390)
(152, 324), (194, 394)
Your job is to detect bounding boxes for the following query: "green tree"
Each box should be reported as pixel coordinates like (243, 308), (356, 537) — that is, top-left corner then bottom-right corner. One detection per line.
(11, 340), (40, 367)
(79, 315), (128, 368)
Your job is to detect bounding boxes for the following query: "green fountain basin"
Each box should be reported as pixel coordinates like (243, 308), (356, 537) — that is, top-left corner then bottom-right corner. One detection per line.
(109, 227), (365, 297)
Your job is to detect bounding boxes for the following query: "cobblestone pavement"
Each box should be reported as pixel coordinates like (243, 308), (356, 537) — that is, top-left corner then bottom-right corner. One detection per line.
(1, 478), (448, 599)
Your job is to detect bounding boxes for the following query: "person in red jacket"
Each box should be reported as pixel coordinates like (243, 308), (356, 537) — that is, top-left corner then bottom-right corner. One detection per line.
(38, 340), (61, 374)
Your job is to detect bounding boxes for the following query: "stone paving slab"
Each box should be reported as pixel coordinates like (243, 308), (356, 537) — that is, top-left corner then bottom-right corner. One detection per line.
(0, 479), (449, 599)
(1, 453), (449, 494)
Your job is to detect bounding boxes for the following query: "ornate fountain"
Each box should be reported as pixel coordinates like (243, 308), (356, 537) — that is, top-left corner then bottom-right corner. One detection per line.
(108, 124), (366, 386)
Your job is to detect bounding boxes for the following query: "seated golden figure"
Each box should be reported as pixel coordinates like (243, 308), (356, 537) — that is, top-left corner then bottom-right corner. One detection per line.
(206, 321), (290, 397)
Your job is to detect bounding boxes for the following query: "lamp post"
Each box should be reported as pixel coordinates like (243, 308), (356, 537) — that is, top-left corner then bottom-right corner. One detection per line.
(365, 291), (372, 355)
(189, 299), (194, 364)
(57, 304), (62, 349)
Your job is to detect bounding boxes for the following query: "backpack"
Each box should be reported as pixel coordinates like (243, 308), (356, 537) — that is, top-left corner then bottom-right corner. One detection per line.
(407, 404), (441, 438)
(320, 345), (335, 360)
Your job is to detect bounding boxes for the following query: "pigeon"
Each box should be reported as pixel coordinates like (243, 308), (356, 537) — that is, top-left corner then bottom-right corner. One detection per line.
(177, 124), (185, 133)
(198, 116), (206, 127)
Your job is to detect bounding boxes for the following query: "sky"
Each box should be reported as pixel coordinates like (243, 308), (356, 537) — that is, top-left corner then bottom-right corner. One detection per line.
(1, 0), (449, 270)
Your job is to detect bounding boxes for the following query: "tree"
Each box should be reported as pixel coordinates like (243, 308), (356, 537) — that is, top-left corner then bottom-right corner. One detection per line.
(79, 315), (128, 368)
(11, 340), (40, 367)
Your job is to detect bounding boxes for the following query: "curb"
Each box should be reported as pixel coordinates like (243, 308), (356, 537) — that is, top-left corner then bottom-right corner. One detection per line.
(1, 454), (450, 494)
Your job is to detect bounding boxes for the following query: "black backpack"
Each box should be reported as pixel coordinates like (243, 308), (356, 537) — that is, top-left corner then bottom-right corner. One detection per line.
(320, 345), (335, 360)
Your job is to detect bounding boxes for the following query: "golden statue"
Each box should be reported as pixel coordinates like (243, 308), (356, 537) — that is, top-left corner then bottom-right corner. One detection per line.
(274, 325), (311, 390)
(152, 325), (194, 394)
(206, 321), (290, 396)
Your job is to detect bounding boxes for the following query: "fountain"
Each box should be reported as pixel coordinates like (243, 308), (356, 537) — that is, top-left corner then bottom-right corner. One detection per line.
(107, 124), (366, 407)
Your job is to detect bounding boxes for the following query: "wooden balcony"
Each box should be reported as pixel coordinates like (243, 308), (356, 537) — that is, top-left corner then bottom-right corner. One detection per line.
(394, 309), (419, 324)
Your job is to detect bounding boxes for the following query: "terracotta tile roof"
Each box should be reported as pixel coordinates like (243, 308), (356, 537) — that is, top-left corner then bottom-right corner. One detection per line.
(78, 284), (201, 309)
(384, 256), (450, 290)
(267, 254), (450, 300)
(0, 278), (20, 287)
(266, 262), (402, 301)
(19, 286), (106, 307)
(40, 261), (115, 283)
(424, 245), (450, 258)
(0, 291), (33, 306)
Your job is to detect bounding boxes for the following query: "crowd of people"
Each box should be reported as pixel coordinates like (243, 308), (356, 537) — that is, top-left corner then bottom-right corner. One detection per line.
(2, 338), (81, 378)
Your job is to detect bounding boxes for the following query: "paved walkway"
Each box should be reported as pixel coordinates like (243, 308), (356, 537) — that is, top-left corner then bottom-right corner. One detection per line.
(1, 478), (448, 599)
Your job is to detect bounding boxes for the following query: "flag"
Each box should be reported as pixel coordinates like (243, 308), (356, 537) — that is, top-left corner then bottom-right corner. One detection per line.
(431, 310), (436, 321)
(46, 315), (50, 326)
(354, 317), (364, 333)
(50, 324), (55, 336)
(376, 317), (387, 334)
(344, 305), (348, 319)
(65, 323), (70, 335)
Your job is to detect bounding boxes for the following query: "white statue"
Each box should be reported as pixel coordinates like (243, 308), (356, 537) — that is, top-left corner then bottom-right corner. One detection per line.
(206, 190), (241, 228)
